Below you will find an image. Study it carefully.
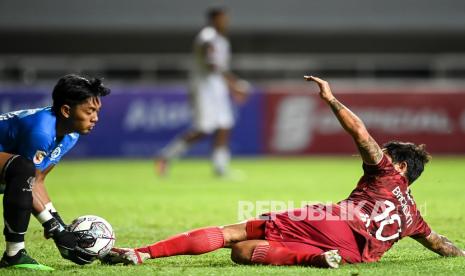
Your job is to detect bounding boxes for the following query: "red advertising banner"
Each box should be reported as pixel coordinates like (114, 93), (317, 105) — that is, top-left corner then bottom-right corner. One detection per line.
(263, 86), (465, 154)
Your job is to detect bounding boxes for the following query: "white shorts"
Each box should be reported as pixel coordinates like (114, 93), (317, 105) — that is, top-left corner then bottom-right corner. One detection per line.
(191, 75), (234, 134)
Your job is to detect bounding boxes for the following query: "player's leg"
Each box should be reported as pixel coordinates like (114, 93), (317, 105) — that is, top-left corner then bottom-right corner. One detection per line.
(0, 153), (33, 256)
(211, 80), (234, 176)
(159, 130), (207, 161)
(299, 214), (363, 264)
(156, 87), (213, 176)
(0, 153), (51, 269)
(230, 240), (341, 268)
(230, 239), (268, 264)
(156, 130), (208, 176)
(135, 222), (245, 257)
(212, 128), (231, 176)
(102, 222), (249, 265)
(229, 218), (342, 268)
(272, 205), (363, 264)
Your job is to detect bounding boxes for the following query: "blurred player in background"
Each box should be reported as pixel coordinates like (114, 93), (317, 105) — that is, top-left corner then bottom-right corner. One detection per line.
(0, 75), (110, 269)
(157, 7), (249, 177)
(103, 76), (464, 268)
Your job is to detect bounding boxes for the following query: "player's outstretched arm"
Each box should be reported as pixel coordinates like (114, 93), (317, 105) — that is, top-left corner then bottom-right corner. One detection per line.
(414, 231), (465, 257)
(304, 76), (383, 165)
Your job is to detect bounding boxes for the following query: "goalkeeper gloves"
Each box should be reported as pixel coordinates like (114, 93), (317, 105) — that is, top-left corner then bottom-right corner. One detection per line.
(42, 217), (96, 265)
(43, 211), (67, 239)
(51, 211), (67, 228)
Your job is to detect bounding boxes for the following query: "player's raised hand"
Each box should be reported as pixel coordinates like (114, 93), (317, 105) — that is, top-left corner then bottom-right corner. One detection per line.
(304, 75), (335, 102)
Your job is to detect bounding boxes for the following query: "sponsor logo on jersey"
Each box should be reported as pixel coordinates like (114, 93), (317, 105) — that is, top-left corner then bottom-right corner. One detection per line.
(50, 147), (61, 160)
(33, 150), (47, 165)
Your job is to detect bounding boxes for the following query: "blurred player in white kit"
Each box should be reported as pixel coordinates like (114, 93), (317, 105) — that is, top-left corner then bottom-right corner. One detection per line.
(157, 7), (249, 177)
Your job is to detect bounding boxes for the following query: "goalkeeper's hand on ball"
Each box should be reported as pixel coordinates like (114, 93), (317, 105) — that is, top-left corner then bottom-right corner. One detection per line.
(43, 217), (96, 265)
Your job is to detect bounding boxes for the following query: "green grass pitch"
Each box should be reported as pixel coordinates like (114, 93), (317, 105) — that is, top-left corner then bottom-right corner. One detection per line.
(1, 156), (465, 275)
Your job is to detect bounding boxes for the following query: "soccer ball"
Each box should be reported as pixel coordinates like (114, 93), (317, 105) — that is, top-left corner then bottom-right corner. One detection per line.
(69, 215), (116, 259)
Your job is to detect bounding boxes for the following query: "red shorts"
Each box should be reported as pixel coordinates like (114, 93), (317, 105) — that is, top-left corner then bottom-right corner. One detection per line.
(245, 206), (364, 263)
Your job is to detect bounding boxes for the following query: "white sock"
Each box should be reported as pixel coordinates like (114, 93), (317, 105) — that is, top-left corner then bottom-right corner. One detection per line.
(212, 146), (230, 175)
(161, 139), (188, 159)
(35, 209), (54, 224)
(44, 202), (56, 213)
(6, 241), (25, 256)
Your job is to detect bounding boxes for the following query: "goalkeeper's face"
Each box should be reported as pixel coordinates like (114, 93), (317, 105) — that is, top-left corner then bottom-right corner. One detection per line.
(68, 96), (102, 135)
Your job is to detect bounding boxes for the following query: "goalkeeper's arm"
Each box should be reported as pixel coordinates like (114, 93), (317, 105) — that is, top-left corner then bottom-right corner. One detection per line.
(31, 166), (95, 264)
(32, 166), (67, 232)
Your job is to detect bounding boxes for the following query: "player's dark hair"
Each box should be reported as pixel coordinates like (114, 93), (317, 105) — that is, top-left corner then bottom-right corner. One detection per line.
(52, 74), (111, 114)
(383, 141), (431, 184)
(206, 6), (227, 22)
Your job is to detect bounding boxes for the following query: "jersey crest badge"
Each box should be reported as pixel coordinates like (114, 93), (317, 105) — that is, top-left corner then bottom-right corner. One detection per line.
(50, 147), (61, 160)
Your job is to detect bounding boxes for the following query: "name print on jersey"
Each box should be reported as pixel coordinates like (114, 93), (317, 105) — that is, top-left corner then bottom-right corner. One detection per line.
(392, 186), (414, 228)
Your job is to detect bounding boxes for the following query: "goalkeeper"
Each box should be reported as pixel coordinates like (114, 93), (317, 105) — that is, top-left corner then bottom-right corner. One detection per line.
(0, 74), (110, 270)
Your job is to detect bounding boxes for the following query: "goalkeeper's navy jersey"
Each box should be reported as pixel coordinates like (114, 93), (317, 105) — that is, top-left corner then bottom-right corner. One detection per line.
(0, 107), (79, 171)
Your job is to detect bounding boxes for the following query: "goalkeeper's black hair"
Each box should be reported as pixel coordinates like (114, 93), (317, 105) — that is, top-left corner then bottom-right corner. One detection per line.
(52, 74), (111, 114)
(383, 141), (431, 184)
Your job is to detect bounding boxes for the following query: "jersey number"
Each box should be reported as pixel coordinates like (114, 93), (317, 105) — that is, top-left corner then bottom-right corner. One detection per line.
(373, 200), (402, 241)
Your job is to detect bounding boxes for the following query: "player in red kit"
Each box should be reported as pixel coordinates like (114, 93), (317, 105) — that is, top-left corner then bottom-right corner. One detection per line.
(102, 76), (465, 268)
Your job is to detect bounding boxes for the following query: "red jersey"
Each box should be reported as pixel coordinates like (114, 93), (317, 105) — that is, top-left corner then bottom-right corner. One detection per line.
(339, 155), (431, 262)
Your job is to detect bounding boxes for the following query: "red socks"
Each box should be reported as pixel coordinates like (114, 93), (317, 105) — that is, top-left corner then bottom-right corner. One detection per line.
(134, 226), (331, 267)
(251, 244), (329, 267)
(136, 227), (225, 258)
